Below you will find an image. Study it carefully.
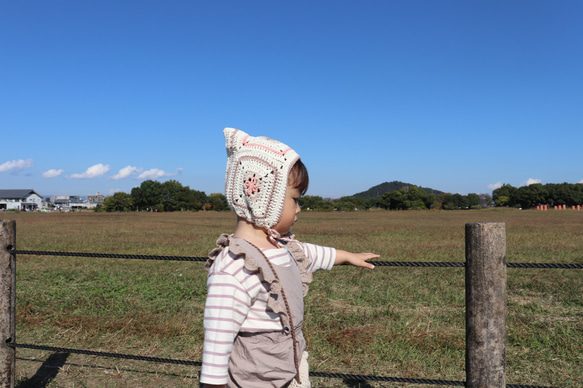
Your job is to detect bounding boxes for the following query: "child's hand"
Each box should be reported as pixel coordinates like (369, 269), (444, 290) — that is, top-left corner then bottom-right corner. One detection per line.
(334, 250), (379, 269)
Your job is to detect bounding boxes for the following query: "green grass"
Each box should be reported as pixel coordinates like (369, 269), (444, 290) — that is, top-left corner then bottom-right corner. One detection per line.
(3, 208), (582, 387)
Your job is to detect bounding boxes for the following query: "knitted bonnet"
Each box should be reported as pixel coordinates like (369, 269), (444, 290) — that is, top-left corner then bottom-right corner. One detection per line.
(224, 127), (300, 230)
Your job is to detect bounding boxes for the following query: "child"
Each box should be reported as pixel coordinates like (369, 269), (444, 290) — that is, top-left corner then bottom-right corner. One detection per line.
(201, 128), (379, 388)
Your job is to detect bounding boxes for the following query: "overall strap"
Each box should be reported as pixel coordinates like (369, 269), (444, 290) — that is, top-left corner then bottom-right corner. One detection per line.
(243, 239), (302, 385)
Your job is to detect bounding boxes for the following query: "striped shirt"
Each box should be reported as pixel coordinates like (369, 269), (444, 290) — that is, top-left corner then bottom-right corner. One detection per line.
(200, 242), (336, 385)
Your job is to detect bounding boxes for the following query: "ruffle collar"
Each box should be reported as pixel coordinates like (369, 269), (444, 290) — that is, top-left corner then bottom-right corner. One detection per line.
(207, 234), (314, 330)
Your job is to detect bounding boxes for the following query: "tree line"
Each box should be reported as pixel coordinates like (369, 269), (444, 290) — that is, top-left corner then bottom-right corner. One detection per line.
(492, 182), (583, 209)
(98, 180), (583, 212)
(97, 180), (228, 212)
(300, 186), (493, 211)
(99, 181), (491, 212)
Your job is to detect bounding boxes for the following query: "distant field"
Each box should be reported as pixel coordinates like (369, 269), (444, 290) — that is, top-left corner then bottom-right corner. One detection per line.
(3, 209), (582, 387)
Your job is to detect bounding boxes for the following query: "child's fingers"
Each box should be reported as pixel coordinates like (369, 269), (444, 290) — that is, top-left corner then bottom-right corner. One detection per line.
(361, 253), (380, 260)
(364, 261), (375, 269)
(357, 253), (379, 269)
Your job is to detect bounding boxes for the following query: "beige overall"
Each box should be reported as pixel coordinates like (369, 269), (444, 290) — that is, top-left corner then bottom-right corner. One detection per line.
(208, 235), (311, 388)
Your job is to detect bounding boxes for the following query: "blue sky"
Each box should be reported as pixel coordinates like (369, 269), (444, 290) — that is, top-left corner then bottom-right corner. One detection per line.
(2, 1), (582, 198)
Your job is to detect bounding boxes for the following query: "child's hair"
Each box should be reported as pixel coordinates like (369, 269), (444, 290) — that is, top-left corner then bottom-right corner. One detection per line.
(289, 159), (309, 196)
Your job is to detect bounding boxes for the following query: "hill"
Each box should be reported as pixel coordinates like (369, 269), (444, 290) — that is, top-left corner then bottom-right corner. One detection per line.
(352, 181), (446, 199)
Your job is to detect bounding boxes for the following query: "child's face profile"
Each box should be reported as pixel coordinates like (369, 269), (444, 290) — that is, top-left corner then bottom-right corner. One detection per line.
(273, 184), (301, 235)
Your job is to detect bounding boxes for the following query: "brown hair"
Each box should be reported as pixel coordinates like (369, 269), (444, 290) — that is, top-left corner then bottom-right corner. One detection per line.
(289, 159), (309, 196)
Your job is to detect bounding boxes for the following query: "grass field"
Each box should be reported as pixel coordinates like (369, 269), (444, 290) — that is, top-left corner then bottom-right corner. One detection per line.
(2, 208), (582, 387)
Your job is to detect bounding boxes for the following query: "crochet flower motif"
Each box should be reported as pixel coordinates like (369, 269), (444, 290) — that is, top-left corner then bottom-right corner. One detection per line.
(245, 176), (259, 196)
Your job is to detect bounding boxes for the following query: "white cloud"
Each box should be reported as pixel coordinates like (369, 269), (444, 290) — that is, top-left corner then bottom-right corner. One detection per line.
(69, 163), (110, 179)
(579, 179), (583, 184)
(137, 168), (183, 180)
(0, 158), (33, 172)
(521, 178), (542, 187)
(42, 169), (64, 178)
(487, 182), (502, 191)
(109, 188), (121, 195)
(110, 165), (143, 180)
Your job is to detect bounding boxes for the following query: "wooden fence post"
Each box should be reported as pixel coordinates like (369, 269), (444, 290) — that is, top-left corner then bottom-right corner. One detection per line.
(0, 220), (16, 388)
(465, 222), (507, 388)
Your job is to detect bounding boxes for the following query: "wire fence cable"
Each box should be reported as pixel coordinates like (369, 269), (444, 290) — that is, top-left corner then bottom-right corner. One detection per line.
(10, 249), (583, 268)
(8, 248), (575, 387)
(7, 342), (558, 388)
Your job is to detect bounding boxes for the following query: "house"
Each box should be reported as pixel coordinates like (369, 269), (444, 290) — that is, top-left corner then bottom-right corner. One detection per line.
(0, 189), (44, 211)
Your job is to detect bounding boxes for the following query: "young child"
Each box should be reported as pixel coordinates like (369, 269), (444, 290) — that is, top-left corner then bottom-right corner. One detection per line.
(201, 128), (379, 388)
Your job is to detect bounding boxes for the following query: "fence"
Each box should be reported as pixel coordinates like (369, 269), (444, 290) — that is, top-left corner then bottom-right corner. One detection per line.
(1, 220), (581, 388)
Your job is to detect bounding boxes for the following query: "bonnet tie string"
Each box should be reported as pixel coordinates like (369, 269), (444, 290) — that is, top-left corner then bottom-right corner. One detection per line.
(267, 228), (299, 248)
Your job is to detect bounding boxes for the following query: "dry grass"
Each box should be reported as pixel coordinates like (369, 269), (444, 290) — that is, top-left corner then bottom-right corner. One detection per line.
(2, 208), (582, 387)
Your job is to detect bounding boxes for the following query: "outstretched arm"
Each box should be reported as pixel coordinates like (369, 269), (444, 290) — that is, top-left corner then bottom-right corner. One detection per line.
(334, 250), (378, 269)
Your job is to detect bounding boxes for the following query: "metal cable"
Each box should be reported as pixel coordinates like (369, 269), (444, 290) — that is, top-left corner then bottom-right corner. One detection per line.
(506, 262), (583, 269)
(8, 343), (558, 388)
(506, 386), (560, 388)
(370, 261), (465, 267)
(10, 249), (583, 268)
(310, 372), (559, 388)
(369, 261), (583, 269)
(10, 249), (207, 262)
(8, 342), (202, 366)
(309, 371), (465, 386)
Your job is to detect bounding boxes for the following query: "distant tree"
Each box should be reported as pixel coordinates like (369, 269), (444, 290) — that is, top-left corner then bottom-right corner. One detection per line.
(347, 196), (374, 210)
(129, 179), (209, 212)
(102, 192), (133, 212)
(334, 196), (358, 211)
(175, 186), (208, 211)
(546, 183), (563, 206)
(402, 185), (430, 210)
(132, 180), (162, 211)
(546, 182), (583, 207)
(192, 190), (209, 210)
(208, 193), (229, 211)
(152, 203), (164, 212)
(174, 186), (196, 211)
(493, 184), (518, 207)
(353, 181), (445, 199)
(160, 180), (182, 211)
(299, 195), (333, 211)
(517, 183), (548, 209)
(467, 193), (481, 208)
(573, 184), (583, 206)
(440, 193), (455, 210)
(375, 185), (430, 210)
(375, 191), (393, 210)
(451, 193), (469, 209)
(380, 190), (404, 210)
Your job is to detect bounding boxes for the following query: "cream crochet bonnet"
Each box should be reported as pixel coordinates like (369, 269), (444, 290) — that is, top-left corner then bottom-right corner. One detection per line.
(224, 127), (300, 232)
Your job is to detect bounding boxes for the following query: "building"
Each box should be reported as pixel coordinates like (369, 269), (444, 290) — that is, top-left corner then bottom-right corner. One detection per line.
(87, 192), (105, 206)
(0, 189), (44, 211)
(0, 190), (107, 211)
(50, 195), (70, 208)
(48, 193), (106, 210)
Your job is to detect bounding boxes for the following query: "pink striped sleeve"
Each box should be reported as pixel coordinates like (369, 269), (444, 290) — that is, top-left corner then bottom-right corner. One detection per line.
(201, 269), (251, 385)
(302, 242), (336, 272)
